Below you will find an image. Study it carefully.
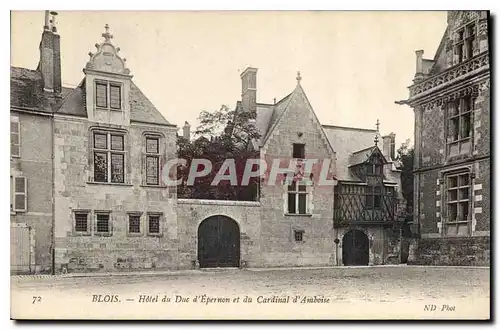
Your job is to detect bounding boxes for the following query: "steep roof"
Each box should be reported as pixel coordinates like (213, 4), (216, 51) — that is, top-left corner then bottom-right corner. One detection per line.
(10, 66), (63, 112)
(349, 146), (377, 166)
(56, 78), (172, 126)
(322, 125), (378, 181)
(259, 84), (335, 157)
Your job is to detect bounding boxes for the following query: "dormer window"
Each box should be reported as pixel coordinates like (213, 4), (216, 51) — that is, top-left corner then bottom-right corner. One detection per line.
(95, 81), (122, 110)
(454, 22), (477, 64)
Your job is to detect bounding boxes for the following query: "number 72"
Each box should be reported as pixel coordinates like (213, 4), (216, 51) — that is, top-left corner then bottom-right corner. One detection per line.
(32, 296), (41, 304)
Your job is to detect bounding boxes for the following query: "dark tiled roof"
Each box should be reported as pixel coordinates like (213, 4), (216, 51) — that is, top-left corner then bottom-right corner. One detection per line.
(56, 82), (86, 117)
(56, 78), (172, 126)
(129, 81), (171, 126)
(10, 67), (50, 112)
(349, 146), (377, 166)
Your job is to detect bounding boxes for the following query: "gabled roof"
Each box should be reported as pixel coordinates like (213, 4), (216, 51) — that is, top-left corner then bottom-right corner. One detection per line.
(349, 146), (377, 166)
(56, 78), (172, 126)
(322, 125), (378, 181)
(259, 83), (335, 156)
(349, 145), (388, 167)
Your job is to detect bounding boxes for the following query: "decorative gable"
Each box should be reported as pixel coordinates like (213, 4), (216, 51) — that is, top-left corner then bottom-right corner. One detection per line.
(83, 24), (133, 126)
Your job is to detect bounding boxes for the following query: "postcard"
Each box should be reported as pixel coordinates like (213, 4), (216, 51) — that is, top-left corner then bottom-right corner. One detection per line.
(10, 10), (490, 320)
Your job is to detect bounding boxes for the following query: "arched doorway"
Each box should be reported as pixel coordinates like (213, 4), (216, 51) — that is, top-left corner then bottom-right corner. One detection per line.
(342, 230), (369, 266)
(197, 215), (240, 268)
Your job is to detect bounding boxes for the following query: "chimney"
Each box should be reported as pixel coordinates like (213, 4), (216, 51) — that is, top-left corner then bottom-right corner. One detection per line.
(240, 67), (257, 113)
(38, 10), (62, 94)
(182, 121), (191, 141)
(413, 50), (424, 83)
(382, 133), (396, 161)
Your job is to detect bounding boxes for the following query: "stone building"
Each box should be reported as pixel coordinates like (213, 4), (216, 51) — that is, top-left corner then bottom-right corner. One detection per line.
(11, 11), (406, 274)
(52, 25), (178, 273)
(10, 12), (72, 273)
(398, 11), (490, 265)
(187, 67), (405, 268)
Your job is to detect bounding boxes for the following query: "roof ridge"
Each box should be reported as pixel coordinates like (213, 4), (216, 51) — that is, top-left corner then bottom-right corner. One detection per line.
(322, 124), (377, 132)
(351, 145), (376, 155)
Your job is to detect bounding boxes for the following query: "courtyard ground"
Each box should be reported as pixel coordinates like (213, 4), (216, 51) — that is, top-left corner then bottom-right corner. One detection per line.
(11, 265), (490, 320)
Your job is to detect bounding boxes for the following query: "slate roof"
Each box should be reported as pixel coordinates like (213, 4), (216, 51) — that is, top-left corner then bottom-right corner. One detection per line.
(322, 125), (378, 181)
(56, 78), (172, 126)
(349, 146), (378, 166)
(10, 66), (59, 112)
(237, 92), (293, 149)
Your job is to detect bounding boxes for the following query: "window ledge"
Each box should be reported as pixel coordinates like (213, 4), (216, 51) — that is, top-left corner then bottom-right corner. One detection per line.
(147, 233), (163, 238)
(285, 213), (313, 217)
(94, 232), (113, 237)
(87, 181), (133, 187)
(95, 107), (122, 112)
(140, 185), (168, 189)
(127, 232), (143, 237)
(73, 232), (92, 236)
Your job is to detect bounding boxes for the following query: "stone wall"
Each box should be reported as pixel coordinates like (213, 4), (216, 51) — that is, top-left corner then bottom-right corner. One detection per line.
(409, 236), (490, 266)
(176, 199), (261, 268)
(53, 115), (178, 273)
(259, 85), (336, 267)
(10, 112), (53, 273)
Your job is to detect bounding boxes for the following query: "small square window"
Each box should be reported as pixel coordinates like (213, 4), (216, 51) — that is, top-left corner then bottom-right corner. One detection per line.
(96, 213), (110, 233)
(128, 214), (141, 234)
(148, 215), (160, 234)
(293, 143), (305, 159)
(75, 213), (89, 233)
(294, 230), (304, 242)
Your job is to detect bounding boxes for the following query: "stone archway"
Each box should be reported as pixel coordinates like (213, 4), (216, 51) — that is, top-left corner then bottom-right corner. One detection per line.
(342, 229), (369, 266)
(197, 215), (240, 268)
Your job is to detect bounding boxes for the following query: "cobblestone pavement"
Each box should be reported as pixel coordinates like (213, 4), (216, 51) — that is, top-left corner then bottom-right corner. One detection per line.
(11, 266), (490, 320)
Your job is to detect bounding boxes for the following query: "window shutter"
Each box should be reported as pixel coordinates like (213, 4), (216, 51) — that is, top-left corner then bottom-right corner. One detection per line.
(13, 176), (27, 212)
(11, 116), (20, 157)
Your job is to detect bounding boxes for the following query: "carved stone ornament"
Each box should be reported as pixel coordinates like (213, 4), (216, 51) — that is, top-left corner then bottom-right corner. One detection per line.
(479, 80), (490, 93)
(420, 84), (480, 110)
(409, 52), (488, 97)
(85, 24), (131, 76)
(454, 11), (480, 28)
(478, 19), (489, 36)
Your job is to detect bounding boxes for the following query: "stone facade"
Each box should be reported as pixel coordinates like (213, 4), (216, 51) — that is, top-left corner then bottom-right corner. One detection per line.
(258, 82), (337, 267)
(10, 110), (54, 273)
(52, 117), (178, 273)
(401, 11), (490, 265)
(51, 24), (179, 273)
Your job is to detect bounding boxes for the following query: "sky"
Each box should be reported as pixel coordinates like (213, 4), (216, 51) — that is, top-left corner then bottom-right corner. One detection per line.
(10, 11), (447, 148)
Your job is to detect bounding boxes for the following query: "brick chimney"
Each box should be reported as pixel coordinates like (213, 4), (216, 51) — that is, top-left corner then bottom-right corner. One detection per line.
(38, 10), (62, 94)
(382, 133), (396, 161)
(182, 121), (191, 141)
(240, 67), (257, 113)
